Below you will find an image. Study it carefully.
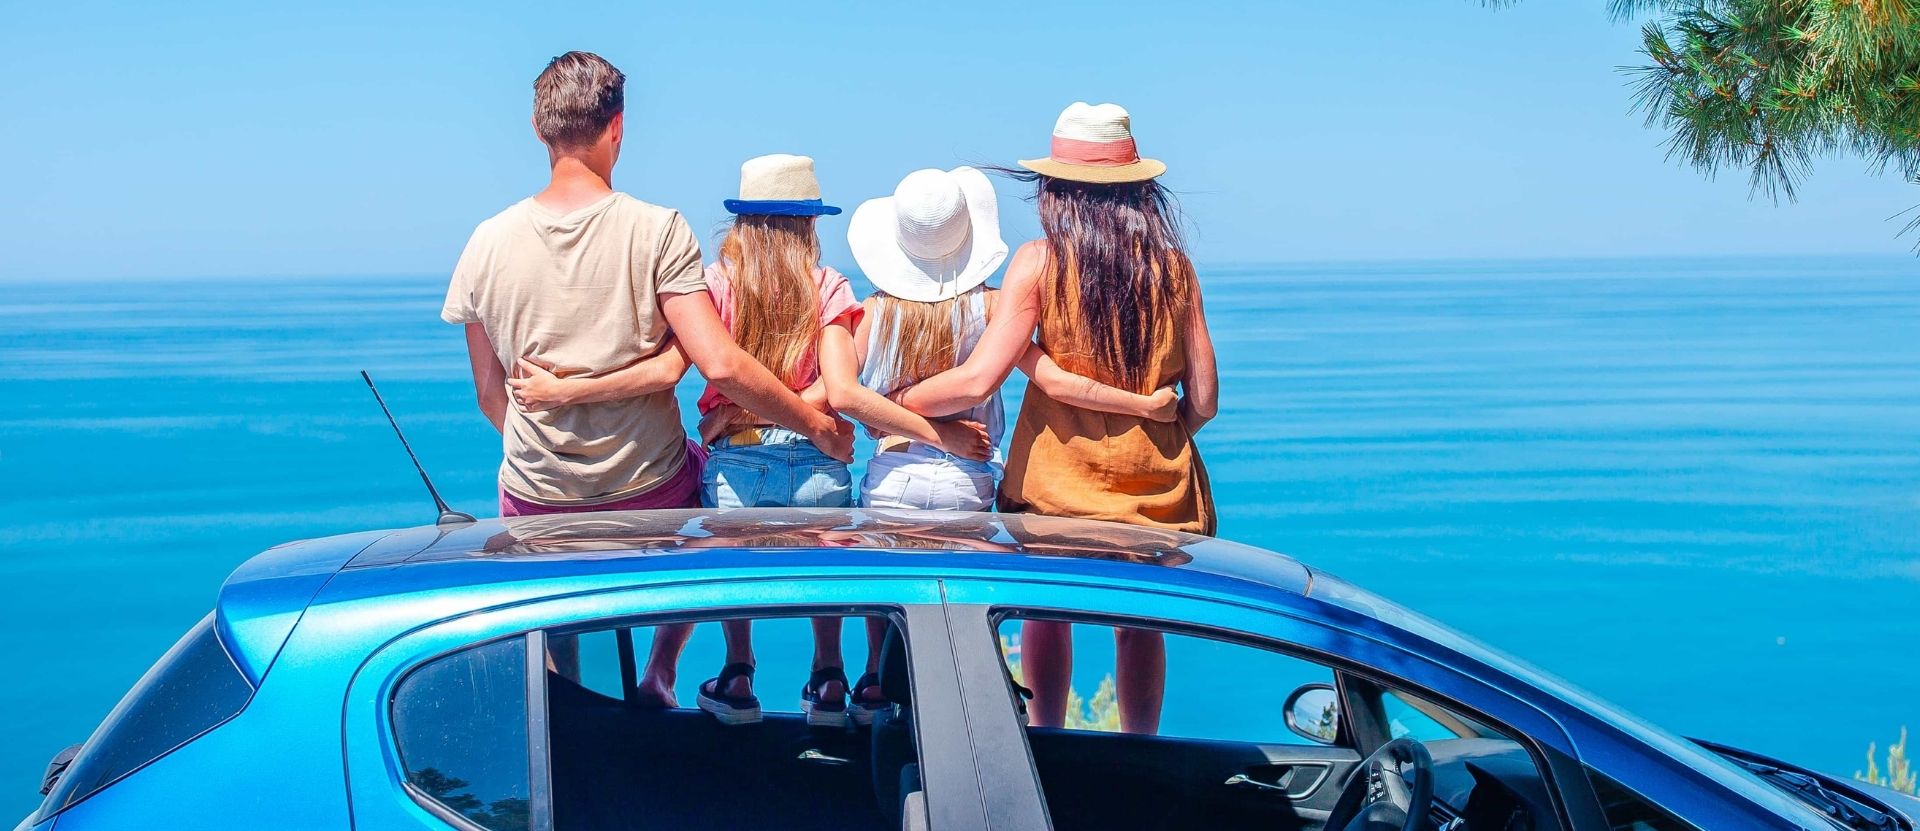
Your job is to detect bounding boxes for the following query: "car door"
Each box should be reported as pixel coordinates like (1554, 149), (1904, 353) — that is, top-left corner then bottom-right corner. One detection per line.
(939, 578), (1587, 831)
(343, 575), (990, 831)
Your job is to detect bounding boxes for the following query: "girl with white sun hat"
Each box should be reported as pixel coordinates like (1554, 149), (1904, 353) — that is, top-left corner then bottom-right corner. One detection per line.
(832, 163), (1181, 721)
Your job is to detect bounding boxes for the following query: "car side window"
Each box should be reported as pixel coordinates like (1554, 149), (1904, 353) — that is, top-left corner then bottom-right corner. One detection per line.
(547, 613), (923, 831)
(997, 617), (1342, 745)
(1381, 688), (1490, 742)
(996, 613), (1570, 831)
(994, 616), (1352, 831)
(391, 637), (531, 831)
(1588, 768), (1696, 831)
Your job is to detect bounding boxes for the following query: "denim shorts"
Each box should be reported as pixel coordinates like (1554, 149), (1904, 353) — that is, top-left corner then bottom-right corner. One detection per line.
(702, 427), (853, 509)
(860, 443), (999, 512)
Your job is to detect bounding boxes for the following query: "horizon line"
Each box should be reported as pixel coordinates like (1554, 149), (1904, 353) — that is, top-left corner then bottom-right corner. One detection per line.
(3, 251), (1913, 284)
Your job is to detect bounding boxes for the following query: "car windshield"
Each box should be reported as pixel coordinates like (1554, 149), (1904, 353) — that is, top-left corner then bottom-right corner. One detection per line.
(1307, 572), (1847, 830)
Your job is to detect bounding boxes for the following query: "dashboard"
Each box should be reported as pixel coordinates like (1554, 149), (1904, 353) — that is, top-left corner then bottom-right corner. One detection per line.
(1423, 738), (1558, 831)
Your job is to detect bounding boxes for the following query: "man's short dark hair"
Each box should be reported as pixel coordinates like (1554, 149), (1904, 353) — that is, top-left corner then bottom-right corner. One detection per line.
(533, 51), (625, 149)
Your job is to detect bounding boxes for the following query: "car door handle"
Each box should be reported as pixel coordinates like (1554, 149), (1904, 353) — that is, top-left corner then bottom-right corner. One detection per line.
(797, 749), (852, 766)
(1225, 762), (1333, 799)
(1224, 773), (1289, 793)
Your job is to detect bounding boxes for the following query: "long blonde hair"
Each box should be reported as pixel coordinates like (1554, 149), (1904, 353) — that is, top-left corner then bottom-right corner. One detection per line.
(868, 286), (988, 385)
(718, 215), (821, 385)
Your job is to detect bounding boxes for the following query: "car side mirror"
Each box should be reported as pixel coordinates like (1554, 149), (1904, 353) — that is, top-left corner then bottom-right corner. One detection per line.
(41, 743), (81, 796)
(1284, 683), (1341, 745)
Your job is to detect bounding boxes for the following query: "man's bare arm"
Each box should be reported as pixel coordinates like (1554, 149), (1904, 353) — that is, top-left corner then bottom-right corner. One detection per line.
(463, 323), (509, 433)
(660, 291), (854, 462)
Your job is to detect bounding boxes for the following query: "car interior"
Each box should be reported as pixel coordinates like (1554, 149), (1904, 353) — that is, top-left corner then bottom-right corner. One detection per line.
(391, 612), (1565, 831)
(544, 616), (925, 831)
(995, 616), (1564, 831)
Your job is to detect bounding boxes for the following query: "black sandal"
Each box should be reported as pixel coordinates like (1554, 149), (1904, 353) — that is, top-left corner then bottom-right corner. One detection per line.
(850, 671), (887, 726)
(801, 666), (850, 727)
(696, 662), (761, 725)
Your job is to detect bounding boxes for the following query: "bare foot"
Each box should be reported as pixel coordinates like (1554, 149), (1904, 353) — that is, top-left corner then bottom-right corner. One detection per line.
(634, 673), (677, 708)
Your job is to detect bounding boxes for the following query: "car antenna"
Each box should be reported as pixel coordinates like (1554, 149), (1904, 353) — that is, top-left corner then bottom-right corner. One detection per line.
(360, 370), (475, 527)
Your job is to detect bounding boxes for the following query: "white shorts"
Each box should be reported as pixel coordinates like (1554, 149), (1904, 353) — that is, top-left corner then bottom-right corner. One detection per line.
(860, 444), (999, 512)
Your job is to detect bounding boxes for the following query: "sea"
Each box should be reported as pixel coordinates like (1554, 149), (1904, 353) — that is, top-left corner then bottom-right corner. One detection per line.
(2, 255), (1916, 817)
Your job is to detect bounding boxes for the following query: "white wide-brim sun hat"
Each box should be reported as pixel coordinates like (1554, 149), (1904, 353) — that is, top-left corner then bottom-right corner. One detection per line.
(848, 166), (1008, 303)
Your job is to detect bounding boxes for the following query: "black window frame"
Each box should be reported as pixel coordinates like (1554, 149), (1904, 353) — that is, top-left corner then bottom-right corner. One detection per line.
(978, 605), (1585, 831)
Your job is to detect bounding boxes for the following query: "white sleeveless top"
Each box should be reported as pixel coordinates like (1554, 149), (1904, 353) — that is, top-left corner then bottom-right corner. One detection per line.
(859, 289), (1006, 450)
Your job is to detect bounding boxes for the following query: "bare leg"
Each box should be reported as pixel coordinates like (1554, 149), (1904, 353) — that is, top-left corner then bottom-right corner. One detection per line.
(811, 616), (846, 700)
(1021, 619), (1074, 728)
(720, 618), (755, 698)
(634, 623), (693, 707)
(864, 617), (889, 673)
(856, 616), (888, 704)
(1114, 626), (1165, 735)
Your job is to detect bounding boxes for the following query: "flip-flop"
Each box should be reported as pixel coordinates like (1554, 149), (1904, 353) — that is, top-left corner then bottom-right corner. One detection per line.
(696, 662), (761, 725)
(850, 671), (888, 726)
(801, 666), (851, 728)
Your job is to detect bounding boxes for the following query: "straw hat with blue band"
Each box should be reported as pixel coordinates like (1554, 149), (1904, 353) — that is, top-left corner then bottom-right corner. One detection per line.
(724, 154), (843, 216)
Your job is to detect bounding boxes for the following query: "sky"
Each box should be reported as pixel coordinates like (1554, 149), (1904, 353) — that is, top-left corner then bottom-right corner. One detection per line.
(2, 0), (1915, 280)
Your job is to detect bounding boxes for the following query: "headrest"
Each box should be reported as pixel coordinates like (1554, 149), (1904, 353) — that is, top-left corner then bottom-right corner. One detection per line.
(879, 621), (911, 706)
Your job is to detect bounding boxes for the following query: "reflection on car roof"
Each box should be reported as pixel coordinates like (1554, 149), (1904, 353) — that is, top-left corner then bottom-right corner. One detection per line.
(342, 508), (1313, 595)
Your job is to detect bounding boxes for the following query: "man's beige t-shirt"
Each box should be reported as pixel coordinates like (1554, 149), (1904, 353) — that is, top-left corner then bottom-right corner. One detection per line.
(441, 192), (707, 505)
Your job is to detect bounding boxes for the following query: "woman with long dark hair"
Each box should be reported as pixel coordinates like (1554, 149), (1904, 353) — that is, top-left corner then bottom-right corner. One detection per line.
(897, 103), (1218, 733)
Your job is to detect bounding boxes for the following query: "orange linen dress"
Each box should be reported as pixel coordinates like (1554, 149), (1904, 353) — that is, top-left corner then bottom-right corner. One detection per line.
(998, 277), (1216, 536)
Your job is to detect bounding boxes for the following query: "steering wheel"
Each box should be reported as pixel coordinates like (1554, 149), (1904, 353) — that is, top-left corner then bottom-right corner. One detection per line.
(1323, 737), (1435, 831)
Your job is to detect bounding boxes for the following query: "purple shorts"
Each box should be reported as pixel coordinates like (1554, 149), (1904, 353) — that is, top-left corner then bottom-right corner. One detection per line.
(499, 439), (707, 517)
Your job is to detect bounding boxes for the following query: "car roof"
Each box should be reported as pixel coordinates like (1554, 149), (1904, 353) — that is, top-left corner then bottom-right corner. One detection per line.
(216, 509), (1318, 682)
(339, 507), (1313, 594)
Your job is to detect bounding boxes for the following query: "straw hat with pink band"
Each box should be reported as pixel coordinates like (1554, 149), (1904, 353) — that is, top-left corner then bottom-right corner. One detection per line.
(1018, 102), (1167, 184)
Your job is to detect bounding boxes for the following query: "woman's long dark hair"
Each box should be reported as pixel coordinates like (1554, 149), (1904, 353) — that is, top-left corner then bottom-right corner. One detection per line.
(999, 169), (1193, 393)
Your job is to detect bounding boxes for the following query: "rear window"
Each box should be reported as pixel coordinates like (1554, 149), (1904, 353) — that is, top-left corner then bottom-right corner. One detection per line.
(41, 614), (254, 815)
(391, 636), (530, 831)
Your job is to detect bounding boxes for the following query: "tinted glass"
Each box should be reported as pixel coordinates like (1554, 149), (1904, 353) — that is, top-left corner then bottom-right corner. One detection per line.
(994, 618), (1348, 831)
(1310, 573), (1845, 828)
(998, 619), (1339, 744)
(392, 637), (530, 831)
(1589, 768), (1696, 831)
(42, 614), (253, 815)
(1381, 689), (1490, 742)
(549, 616), (919, 830)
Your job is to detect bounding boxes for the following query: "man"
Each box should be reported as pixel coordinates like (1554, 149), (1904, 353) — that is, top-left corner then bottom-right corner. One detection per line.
(442, 51), (852, 701)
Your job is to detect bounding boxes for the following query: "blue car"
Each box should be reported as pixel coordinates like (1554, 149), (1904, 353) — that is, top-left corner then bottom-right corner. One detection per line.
(19, 508), (1916, 831)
